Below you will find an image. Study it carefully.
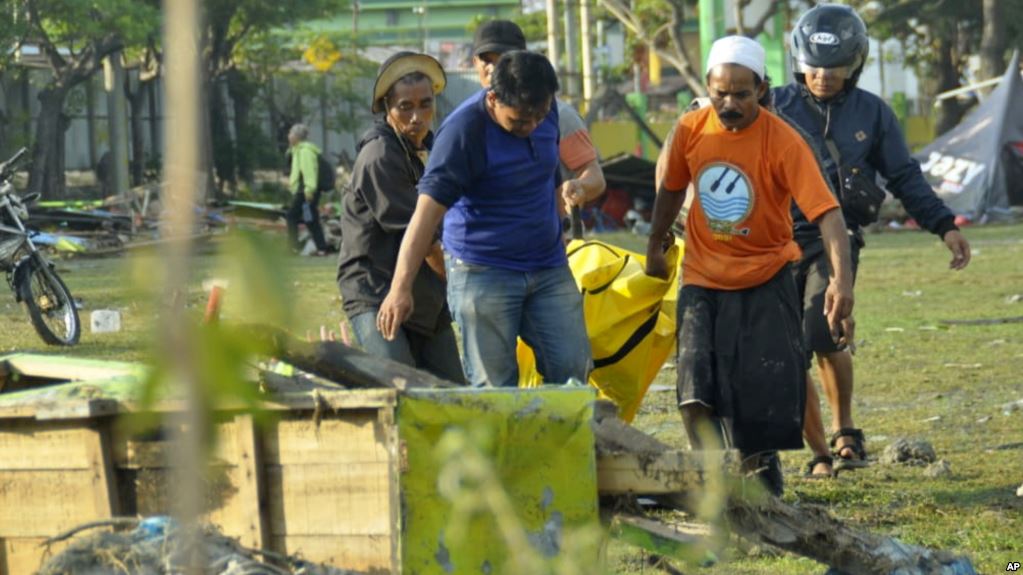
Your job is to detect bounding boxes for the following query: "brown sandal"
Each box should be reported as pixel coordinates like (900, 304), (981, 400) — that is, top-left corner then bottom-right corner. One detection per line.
(803, 454), (835, 479)
(831, 428), (869, 471)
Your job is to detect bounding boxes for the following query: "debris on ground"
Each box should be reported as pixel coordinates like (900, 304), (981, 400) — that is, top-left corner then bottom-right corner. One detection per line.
(594, 406), (977, 575)
(924, 459), (952, 479)
(879, 438), (938, 466)
(1002, 399), (1023, 415)
(89, 310), (122, 334)
(37, 517), (366, 575)
(22, 185), (230, 258)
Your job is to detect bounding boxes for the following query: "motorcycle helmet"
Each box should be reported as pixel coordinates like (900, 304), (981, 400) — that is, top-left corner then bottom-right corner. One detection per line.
(790, 4), (869, 90)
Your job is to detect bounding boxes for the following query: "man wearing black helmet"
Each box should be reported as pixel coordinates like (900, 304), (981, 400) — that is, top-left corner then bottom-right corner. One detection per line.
(773, 4), (971, 477)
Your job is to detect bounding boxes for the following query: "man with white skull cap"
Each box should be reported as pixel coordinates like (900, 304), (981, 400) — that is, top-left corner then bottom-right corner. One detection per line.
(644, 35), (855, 496)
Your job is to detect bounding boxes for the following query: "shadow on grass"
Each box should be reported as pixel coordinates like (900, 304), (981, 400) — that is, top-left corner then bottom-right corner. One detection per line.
(931, 484), (1023, 511)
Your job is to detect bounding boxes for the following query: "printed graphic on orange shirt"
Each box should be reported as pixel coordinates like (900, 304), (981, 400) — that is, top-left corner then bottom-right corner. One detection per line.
(696, 162), (754, 238)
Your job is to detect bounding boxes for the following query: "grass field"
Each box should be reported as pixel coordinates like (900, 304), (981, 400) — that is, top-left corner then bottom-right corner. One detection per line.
(1, 224), (1021, 574)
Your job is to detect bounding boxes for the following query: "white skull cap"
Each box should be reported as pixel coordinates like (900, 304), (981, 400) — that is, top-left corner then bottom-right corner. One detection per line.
(706, 35), (766, 79)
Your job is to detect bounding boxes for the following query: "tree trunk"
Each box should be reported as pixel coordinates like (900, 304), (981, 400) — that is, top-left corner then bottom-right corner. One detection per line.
(199, 77), (217, 203)
(19, 69), (31, 145)
(933, 36), (964, 136)
(29, 86), (71, 200)
(208, 79), (236, 195)
(0, 89), (7, 154)
(128, 81), (148, 186)
(266, 76), (282, 156)
(147, 80), (160, 177)
(979, 0), (1005, 89)
(86, 77), (98, 170)
(226, 69), (254, 183)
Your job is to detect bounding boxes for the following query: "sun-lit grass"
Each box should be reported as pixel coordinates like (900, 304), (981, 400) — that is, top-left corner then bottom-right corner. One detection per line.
(1, 223), (1021, 573)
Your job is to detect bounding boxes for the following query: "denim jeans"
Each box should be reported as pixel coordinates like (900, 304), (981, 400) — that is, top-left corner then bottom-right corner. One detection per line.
(445, 255), (591, 387)
(348, 309), (465, 384)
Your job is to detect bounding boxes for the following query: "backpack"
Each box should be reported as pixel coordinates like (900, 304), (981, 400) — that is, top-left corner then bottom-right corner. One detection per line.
(316, 153), (336, 192)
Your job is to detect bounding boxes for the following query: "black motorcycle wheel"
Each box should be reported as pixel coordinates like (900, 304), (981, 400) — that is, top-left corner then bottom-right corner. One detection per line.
(16, 256), (81, 346)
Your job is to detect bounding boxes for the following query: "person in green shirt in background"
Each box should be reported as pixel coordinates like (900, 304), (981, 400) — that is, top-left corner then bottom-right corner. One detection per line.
(287, 123), (331, 255)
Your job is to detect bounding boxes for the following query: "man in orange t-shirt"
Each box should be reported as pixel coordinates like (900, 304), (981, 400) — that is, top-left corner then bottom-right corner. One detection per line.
(645, 36), (854, 496)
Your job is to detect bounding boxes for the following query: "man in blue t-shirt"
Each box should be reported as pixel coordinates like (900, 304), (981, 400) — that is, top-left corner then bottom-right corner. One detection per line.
(376, 51), (591, 387)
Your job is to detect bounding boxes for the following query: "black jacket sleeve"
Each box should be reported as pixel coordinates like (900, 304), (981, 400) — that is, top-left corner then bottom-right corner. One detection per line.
(350, 137), (419, 234)
(870, 103), (956, 236)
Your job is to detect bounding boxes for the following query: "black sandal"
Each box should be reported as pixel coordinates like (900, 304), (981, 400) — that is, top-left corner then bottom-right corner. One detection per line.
(831, 428), (869, 471)
(803, 454), (835, 479)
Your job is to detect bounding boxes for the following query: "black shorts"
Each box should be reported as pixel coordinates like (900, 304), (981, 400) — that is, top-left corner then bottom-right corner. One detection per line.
(792, 234), (862, 357)
(675, 265), (806, 453)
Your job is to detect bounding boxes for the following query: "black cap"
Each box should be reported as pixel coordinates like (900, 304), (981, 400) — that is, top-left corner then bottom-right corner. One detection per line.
(473, 20), (526, 56)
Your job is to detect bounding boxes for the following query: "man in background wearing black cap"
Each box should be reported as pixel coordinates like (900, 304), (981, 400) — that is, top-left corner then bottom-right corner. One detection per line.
(472, 19), (606, 223)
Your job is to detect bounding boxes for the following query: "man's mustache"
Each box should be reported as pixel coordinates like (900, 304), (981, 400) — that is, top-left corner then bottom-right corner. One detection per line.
(719, 110), (743, 120)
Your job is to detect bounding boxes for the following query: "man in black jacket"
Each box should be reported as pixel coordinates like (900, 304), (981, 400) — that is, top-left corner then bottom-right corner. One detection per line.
(773, 4), (971, 476)
(337, 52), (464, 382)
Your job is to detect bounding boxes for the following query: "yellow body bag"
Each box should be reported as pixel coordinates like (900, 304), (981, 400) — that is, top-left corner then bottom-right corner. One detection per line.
(517, 238), (683, 422)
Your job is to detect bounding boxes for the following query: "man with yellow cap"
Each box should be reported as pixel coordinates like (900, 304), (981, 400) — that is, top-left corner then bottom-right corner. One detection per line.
(644, 35), (855, 496)
(338, 52), (464, 382)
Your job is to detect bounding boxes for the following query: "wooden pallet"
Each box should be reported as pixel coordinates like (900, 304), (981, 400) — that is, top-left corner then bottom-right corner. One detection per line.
(0, 380), (401, 575)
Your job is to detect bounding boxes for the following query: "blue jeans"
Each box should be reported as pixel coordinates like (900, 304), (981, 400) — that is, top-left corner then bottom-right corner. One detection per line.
(348, 309), (466, 384)
(445, 255), (591, 387)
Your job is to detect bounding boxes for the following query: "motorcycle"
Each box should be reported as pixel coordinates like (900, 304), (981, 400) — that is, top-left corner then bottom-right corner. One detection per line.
(0, 147), (81, 345)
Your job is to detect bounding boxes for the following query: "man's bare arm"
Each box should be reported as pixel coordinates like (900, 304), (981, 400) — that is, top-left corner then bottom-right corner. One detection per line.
(816, 208), (855, 344)
(561, 158), (606, 208)
(644, 187), (687, 279)
(377, 195), (448, 340)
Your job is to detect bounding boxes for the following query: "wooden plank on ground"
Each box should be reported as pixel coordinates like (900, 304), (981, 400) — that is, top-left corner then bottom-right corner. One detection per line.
(232, 414), (268, 551)
(270, 534), (393, 573)
(597, 450), (737, 495)
(0, 420), (94, 470)
(262, 413), (389, 466)
(0, 470), (103, 537)
(609, 514), (715, 564)
(265, 462), (392, 536)
(3, 354), (139, 382)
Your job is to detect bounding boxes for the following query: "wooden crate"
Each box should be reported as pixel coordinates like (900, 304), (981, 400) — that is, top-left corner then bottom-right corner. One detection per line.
(0, 355), (402, 575)
(0, 356), (603, 575)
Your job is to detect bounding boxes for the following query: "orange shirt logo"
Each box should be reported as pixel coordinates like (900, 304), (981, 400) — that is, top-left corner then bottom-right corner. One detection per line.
(696, 162), (754, 239)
